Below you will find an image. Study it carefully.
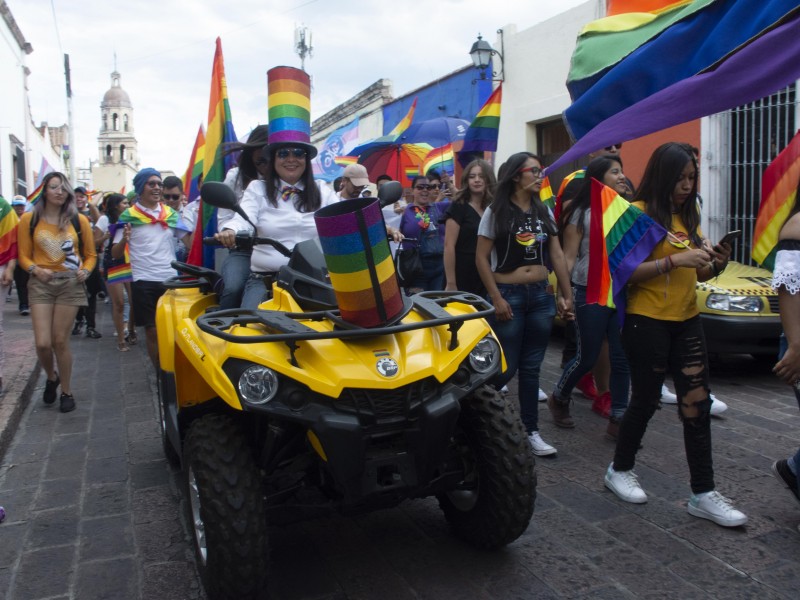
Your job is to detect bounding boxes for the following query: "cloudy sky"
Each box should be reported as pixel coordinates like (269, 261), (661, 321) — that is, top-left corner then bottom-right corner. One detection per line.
(8, 0), (589, 176)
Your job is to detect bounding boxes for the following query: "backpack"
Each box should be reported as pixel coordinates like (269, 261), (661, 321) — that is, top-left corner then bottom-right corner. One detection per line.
(29, 213), (84, 256)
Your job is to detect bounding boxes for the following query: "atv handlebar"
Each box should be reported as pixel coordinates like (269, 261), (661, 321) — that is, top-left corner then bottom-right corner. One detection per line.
(202, 233), (292, 257)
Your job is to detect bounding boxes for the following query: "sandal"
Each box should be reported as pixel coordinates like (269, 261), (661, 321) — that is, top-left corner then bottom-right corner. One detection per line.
(117, 341), (130, 352)
(127, 330), (138, 345)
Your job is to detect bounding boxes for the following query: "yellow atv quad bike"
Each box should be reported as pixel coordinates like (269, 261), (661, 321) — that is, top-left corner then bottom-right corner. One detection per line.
(156, 181), (536, 600)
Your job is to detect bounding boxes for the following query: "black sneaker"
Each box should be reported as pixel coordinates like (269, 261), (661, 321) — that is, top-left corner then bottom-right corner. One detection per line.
(19, 305), (30, 316)
(772, 460), (800, 506)
(85, 328), (102, 339)
(43, 375), (60, 405)
(72, 321), (83, 335)
(59, 393), (76, 413)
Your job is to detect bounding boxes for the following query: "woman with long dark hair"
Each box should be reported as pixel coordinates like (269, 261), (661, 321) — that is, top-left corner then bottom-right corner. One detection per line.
(217, 125), (270, 309)
(17, 172), (97, 412)
(604, 142), (747, 527)
(476, 152), (573, 457)
(444, 159), (495, 295)
(550, 155), (631, 437)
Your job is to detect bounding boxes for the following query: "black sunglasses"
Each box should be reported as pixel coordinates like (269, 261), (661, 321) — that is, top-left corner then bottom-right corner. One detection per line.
(276, 148), (307, 159)
(163, 194), (182, 201)
(414, 184), (435, 190)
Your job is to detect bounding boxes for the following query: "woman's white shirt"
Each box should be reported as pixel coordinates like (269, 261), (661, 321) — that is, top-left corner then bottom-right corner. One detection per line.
(224, 178), (338, 273)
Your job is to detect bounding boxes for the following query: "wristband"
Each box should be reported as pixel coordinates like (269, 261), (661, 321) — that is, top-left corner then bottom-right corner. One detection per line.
(27, 264), (36, 274)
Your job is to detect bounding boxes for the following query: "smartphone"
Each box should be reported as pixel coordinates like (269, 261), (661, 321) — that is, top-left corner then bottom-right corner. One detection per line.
(718, 230), (742, 247)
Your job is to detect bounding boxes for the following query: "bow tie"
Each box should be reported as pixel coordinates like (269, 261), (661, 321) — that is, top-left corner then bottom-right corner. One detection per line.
(281, 186), (302, 202)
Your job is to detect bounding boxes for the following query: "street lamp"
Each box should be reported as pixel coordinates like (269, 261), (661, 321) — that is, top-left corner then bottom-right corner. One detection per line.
(469, 30), (504, 81)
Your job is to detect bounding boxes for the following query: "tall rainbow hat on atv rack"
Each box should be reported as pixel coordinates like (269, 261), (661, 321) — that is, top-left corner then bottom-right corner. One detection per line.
(315, 199), (404, 328)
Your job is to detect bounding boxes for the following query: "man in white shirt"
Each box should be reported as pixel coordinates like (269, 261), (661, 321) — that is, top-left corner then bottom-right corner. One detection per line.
(338, 164), (370, 200)
(111, 168), (189, 367)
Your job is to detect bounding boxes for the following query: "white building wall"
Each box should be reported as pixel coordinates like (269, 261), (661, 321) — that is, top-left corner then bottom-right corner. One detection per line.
(0, 6), (31, 198)
(496, 1), (603, 162)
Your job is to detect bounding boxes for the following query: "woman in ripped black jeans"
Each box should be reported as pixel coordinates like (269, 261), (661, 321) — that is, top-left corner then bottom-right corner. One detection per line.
(603, 142), (747, 527)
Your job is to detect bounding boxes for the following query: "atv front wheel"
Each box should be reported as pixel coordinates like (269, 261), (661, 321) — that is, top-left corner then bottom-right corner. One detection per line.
(438, 385), (536, 548)
(182, 414), (269, 600)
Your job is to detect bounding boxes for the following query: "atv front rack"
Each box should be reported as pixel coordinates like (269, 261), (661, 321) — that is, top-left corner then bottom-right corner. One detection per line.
(196, 292), (494, 366)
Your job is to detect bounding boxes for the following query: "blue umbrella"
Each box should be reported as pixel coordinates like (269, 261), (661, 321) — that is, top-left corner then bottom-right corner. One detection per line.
(396, 117), (470, 147)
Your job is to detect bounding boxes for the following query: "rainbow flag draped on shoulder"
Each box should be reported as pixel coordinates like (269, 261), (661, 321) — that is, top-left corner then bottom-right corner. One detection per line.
(119, 203), (186, 230)
(188, 37), (238, 268)
(753, 129), (800, 271)
(549, 0), (800, 172)
(586, 179), (666, 316)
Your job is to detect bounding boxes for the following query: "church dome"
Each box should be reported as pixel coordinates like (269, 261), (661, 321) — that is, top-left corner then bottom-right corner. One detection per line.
(102, 71), (132, 108)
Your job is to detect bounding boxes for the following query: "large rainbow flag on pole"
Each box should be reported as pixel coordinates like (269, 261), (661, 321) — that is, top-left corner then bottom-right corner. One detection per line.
(0, 197), (19, 259)
(586, 178), (666, 315)
(549, 0), (800, 172)
(460, 84), (502, 155)
(753, 129), (800, 271)
(182, 125), (205, 204)
(188, 37), (238, 268)
(349, 99), (418, 157)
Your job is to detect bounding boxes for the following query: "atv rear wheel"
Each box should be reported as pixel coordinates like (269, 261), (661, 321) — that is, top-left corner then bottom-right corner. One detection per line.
(182, 414), (269, 600)
(438, 384), (536, 548)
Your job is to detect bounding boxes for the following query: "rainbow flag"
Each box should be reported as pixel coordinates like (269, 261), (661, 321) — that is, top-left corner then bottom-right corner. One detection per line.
(606, 1), (693, 16)
(27, 182), (44, 205)
(333, 155), (358, 167)
(0, 198), (19, 257)
(106, 262), (132, 284)
(586, 178), (666, 315)
(404, 166), (419, 179)
(753, 129), (800, 271)
(183, 125), (206, 204)
(460, 85), (502, 154)
(189, 37), (238, 268)
(386, 98), (417, 139)
(540, 176), (556, 212)
(550, 0), (800, 171)
(422, 144), (454, 177)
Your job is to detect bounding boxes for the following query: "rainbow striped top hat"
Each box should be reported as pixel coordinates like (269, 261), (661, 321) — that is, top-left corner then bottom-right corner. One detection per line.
(267, 66), (317, 158)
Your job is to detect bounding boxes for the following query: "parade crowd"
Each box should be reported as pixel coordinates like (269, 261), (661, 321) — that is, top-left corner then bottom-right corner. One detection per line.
(0, 133), (799, 534)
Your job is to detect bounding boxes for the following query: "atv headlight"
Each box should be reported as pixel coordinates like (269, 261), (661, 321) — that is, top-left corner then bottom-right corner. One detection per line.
(238, 365), (279, 405)
(706, 294), (762, 313)
(468, 336), (501, 374)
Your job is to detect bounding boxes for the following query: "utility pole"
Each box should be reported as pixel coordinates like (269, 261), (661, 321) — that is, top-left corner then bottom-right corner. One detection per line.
(64, 53), (76, 185)
(294, 26), (313, 72)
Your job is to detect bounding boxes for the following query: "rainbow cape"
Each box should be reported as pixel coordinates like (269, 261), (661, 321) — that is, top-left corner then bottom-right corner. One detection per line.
(550, 0), (800, 171)
(586, 179), (666, 315)
(119, 203), (185, 230)
(422, 144), (454, 176)
(0, 198), (19, 257)
(753, 129), (800, 271)
(460, 85), (502, 154)
(183, 125), (205, 204)
(189, 37), (238, 268)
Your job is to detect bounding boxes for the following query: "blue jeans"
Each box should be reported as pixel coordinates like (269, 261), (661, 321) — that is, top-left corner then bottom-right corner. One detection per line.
(241, 273), (275, 310)
(555, 285), (630, 418)
(219, 250), (252, 309)
(779, 333), (800, 483)
(409, 253), (444, 292)
(489, 281), (555, 433)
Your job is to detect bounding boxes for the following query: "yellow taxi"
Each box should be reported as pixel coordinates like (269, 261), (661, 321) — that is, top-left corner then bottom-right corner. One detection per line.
(695, 261), (780, 359)
(550, 260), (781, 359)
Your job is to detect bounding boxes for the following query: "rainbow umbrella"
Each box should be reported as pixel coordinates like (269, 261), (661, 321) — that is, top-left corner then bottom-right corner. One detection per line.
(357, 143), (432, 187)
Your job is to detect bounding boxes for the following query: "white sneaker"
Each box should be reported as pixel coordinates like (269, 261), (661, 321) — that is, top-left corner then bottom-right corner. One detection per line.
(688, 491), (747, 527)
(500, 385), (509, 395)
(528, 431), (557, 456)
(605, 463), (647, 503)
(538, 388), (548, 402)
(709, 394), (728, 416)
(660, 384), (678, 404)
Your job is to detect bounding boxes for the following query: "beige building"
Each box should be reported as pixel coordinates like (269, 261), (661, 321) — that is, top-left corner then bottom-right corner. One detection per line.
(91, 71), (139, 194)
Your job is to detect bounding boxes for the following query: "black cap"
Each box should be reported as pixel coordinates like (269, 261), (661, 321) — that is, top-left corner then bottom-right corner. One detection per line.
(74, 186), (87, 195)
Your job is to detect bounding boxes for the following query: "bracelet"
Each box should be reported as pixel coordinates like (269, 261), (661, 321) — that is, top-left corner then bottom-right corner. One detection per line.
(666, 255), (674, 271)
(27, 264), (37, 274)
(655, 258), (662, 274)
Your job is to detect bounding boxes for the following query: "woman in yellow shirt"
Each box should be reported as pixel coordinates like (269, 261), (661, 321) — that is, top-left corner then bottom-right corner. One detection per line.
(17, 172), (97, 413)
(603, 143), (747, 528)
